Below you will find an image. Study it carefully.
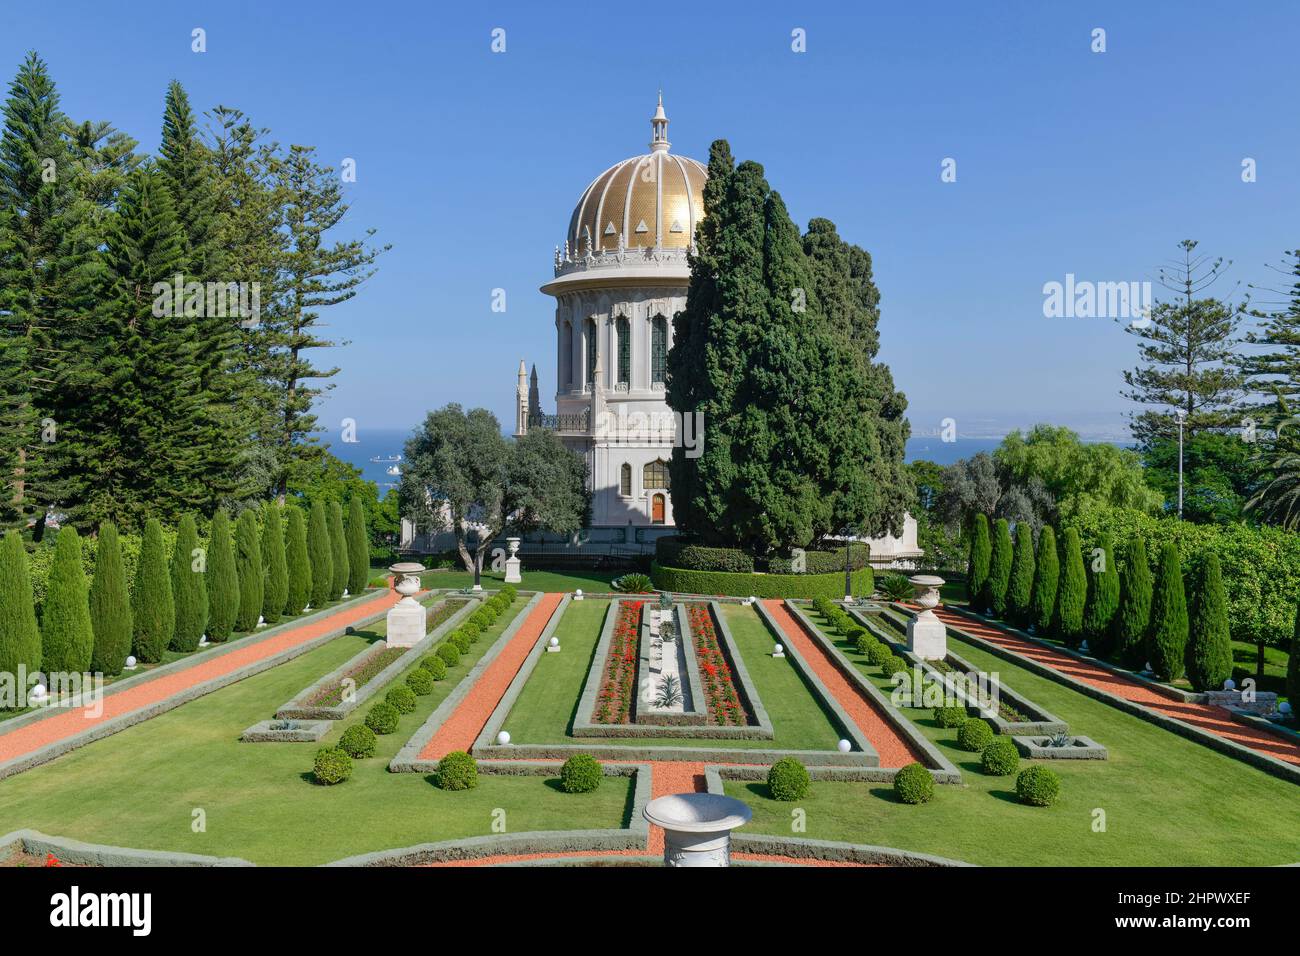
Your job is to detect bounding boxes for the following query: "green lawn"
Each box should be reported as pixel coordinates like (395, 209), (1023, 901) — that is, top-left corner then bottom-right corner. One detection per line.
(417, 568), (622, 593)
(503, 599), (846, 751)
(729, 607), (1300, 866)
(0, 595), (633, 865)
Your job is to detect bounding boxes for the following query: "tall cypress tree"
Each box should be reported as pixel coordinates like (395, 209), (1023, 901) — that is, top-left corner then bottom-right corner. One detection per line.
(984, 518), (1013, 616)
(0, 529), (41, 688)
(328, 500), (348, 601)
(88, 521), (131, 674)
(1029, 526), (1059, 633)
(967, 514), (991, 609)
(1083, 534), (1120, 654)
(1146, 541), (1189, 681)
(206, 509), (239, 641)
(261, 502), (287, 624)
(169, 513), (207, 651)
(307, 500), (333, 608)
(284, 504), (311, 615)
(131, 518), (174, 662)
(1287, 601), (1300, 711)
(1008, 522), (1036, 627)
(1053, 527), (1087, 646)
(345, 496), (369, 595)
(1114, 538), (1154, 667)
(1186, 552), (1232, 691)
(43, 526), (94, 673)
(234, 508), (263, 632)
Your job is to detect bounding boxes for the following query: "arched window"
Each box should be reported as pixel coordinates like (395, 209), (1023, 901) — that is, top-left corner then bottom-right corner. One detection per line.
(643, 458), (670, 490)
(651, 315), (667, 385)
(584, 318), (597, 387)
(561, 321), (573, 387)
(620, 463), (632, 496)
(616, 315), (630, 386)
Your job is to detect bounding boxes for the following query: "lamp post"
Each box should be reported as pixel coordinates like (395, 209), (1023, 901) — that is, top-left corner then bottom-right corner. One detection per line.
(840, 525), (854, 603)
(1175, 408), (1187, 520)
(468, 528), (482, 591)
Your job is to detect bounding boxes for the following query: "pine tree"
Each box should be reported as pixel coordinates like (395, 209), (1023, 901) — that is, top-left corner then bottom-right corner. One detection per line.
(345, 496), (369, 595)
(307, 500), (333, 608)
(1029, 526), (1059, 633)
(261, 502), (287, 624)
(1114, 538), (1154, 667)
(234, 508), (263, 632)
(131, 518), (174, 663)
(967, 514), (991, 609)
(88, 522), (131, 674)
(984, 518), (1013, 617)
(169, 513), (207, 651)
(284, 504), (311, 615)
(1243, 248), (1300, 413)
(42, 527), (94, 673)
(1008, 522), (1036, 626)
(206, 509), (239, 641)
(0, 529), (41, 688)
(1146, 541), (1189, 681)
(1053, 527), (1087, 647)
(328, 500), (348, 600)
(1186, 552), (1232, 691)
(1083, 534), (1120, 654)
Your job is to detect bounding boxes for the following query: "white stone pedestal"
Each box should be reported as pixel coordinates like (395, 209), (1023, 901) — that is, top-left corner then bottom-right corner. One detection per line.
(504, 537), (522, 584)
(386, 563), (426, 648)
(643, 793), (752, 867)
(906, 574), (948, 661)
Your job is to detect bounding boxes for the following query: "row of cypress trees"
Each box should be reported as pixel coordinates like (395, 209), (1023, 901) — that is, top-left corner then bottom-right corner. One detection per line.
(966, 513), (1233, 691)
(0, 498), (370, 687)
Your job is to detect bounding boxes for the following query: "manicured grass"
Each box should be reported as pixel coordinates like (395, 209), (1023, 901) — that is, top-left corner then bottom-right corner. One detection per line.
(503, 600), (845, 751)
(0, 596), (633, 865)
(729, 607), (1300, 866)
(417, 568), (621, 593)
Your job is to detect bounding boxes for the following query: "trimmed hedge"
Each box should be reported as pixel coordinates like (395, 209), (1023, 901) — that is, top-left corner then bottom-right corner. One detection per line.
(957, 718), (994, 752)
(980, 737), (1020, 776)
(769, 548), (873, 576)
(206, 509), (239, 642)
(339, 724), (377, 759)
(1016, 766), (1061, 806)
(559, 754), (603, 793)
(767, 757), (811, 801)
(933, 705), (967, 729)
(436, 642), (461, 667)
(365, 702), (400, 735)
(436, 750), (478, 791)
(420, 654), (448, 680)
(655, 537), (755, 573)
(893, 762), (934, 804)
(87, 523), (130, 675)
(386, 684), (417, 714)
(130, 521), (173, 664)
(0, 530), (42, 682)
(406, 668), (434, 695)
(651, 562), (875, 599)
(313, 747), (352, 785)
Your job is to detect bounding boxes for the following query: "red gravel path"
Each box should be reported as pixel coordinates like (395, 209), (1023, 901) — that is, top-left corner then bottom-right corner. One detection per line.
(417, 593), (565, 760)
(0, 588), (403, 767)
(935, 607), (1300, 767)
(762, 601), (923, 767)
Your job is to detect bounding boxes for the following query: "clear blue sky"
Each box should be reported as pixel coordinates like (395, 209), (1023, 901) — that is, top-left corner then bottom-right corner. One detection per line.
(3, 0), (1295, 445)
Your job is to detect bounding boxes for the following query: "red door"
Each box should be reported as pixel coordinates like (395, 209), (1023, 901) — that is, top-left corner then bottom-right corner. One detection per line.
(652, 494), (665, 524)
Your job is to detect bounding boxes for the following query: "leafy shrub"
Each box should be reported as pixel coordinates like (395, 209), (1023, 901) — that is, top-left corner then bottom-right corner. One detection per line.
(656, 537), (755, 573)
(614, 572), (654, 593)
(559, 754), (603, 793)
(364, 702), (400, 735)
(933, 705), (968, 729)
(436, 642), (461, 667)
(312, 747), (352, 785)
(766, 757), (811, 801)
(651, 563), (875, 599)
(957, 718), (994, 752)
(879, 573), (914, 602)
(866, 641), (893, 668)
(980, 737), (1020, 775)
(893, 762), (934, 804)
(1015, 766), (1061, 806)
(882, 654), (910, 679)
(339, 724), (376, 759)
(420, 654), (448, 680)
(386, 684), (416, 714)
(406, 668), (434, 695)
(854, 631), (880, 656)
(449, 630), (472, 654)
(436, 750), (478, 791)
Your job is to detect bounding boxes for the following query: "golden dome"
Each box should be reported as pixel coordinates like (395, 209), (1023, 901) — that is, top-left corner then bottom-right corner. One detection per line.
(566, 95), (706, 255)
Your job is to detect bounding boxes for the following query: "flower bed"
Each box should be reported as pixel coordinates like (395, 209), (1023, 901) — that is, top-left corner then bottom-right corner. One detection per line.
(307, 645), (407, 707)
(687, 603), (746, 726)
(427, 598), (469, 632)
(594, 601), (642, 724)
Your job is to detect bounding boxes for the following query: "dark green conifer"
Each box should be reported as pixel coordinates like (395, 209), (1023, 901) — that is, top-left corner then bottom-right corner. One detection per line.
(234, 509), (263, 632)
(285, 505), (311, 615)
(206, 509), (239, 641)
(1008, 522), (1036, 626)
(328, 500), (348, 601)
(0, 530), (42, 686)
(345, 497), (369, 595)
(1053, 528), (1087, 647)
(1146, 541), (1189, 681)
(1114, 538), (1154, 667)
(1186, 552), (1231, 691)
(984, 518), (1013, 617)
(1029, 526), (1059, 633)
(88, 522), (131, 673)
(170, 514), (207, 651)
(307, 500), (333, 609)
(261, 502), (288, 624)
(131, 518), (174, 662)
(967, 514), (991, 610)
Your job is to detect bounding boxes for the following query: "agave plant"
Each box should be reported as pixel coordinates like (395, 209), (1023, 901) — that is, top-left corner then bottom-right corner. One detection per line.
(878, 573), (914, 602)
(654, 674), (683, 708)
(1045, 731), (1072, 748)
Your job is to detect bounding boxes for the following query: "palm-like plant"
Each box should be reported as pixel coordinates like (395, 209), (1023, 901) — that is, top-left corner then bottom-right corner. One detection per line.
(1245, 393), (1300, 528)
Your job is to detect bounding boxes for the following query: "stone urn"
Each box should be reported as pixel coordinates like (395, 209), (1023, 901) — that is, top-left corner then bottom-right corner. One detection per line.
(386, 562), (426, 648)
(643, 793), (752, 867)
(906, 574), (947, 661)
(504, 537), (523, 584)
(506, 537), (521, 558)
(909, 574), (945, 617)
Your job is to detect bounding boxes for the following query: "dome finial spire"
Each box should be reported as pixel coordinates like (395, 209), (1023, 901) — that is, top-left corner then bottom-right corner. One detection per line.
(650, 91), (669, 152)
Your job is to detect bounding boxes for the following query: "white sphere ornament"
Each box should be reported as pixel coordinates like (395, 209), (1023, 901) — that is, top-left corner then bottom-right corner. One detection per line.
(549, 636), (559, 648)
(837, 739), (851, 753)
(496, 730), (511, 745)
(1224, 678), (1236, 691)
(773, 644), (784, 656)
(28, 684), (48, 704)
(1280, 701), (1292, 716)
(125, 655), (138, 669)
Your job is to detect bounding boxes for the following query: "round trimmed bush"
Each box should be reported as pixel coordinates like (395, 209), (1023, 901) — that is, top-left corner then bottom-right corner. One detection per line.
(854, 632), (880, 656)
(866, 641), (893, 668)
(767, 757), (811, 801)
(933, 705), (968, 729)
(1016, 766), (1061, 806)
(339, 724), (376, 759)
(436, 642), (461, 667)
(449, 630), (472, 654)
(386, 684), (416, 714)
(980, 737), (1020, 776)
(893, 762), (934, 804)
(559, 753), (603, 793)
(420, 654), (448, 680)
(406, 668), (434, 695)
(461, 621), (482, 641)
(312, 747), (352, 785)
(957, 718), (995, 752)
(883, 654), (910, 679)
(436, 750), (478, 791)
(364, 702), (400, 735)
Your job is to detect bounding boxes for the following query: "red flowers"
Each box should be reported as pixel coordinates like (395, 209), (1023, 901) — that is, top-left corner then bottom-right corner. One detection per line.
(594, 601), (643, 724)
(687, 603), (747, 726)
